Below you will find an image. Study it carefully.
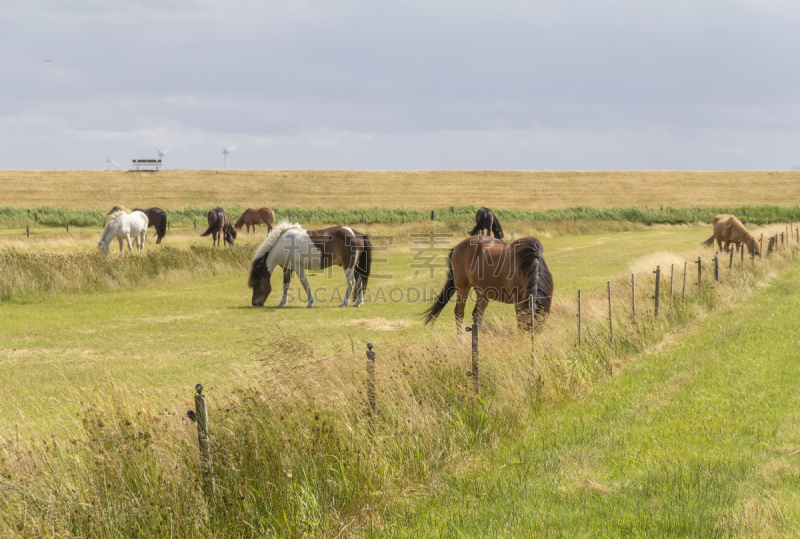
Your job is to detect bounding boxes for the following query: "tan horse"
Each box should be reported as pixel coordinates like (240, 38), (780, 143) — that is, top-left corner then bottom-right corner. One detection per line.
(702, 214), (760, 256)
(235, 207), (275, 235)
(105, 205), (131, 215)
(424, 236), (553, 330)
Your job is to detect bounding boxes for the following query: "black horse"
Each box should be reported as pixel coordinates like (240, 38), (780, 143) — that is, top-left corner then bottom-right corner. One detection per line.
(469, 207), (504, 240)
(201, 207), (237, 246)
(133, 207), (167, 244)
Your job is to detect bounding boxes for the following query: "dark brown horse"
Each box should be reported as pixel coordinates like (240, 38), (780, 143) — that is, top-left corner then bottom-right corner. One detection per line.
(133, 207), (167, 243)
(469, 207), (504, 240)
(249, 221), (372, 308)
(424, 236), (553, 330)
(201, 207), (237, 246)
(235, 207), (275, 235)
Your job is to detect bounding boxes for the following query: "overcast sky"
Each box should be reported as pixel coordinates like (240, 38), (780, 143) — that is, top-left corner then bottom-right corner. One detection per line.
(1, 0), (799, 170)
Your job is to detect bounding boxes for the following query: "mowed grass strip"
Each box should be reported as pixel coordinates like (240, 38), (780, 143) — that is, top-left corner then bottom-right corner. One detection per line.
(364, 263), (800, 537)
(2, 169), (800, 210)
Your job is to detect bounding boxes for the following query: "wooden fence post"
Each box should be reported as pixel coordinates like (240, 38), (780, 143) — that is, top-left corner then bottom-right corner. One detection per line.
(402, 216), (405, 224)
(366, 343), (376, 431)
(682, 261), (687, 301)
(191, 383), (215, 497)
(760, 233), (764, 257)
(607, 281), (613, 344)
(697, 257), (702, 289)
(193, 220), (196, 230)
(741, 242), (744, 264)
(631, 274), (636, 324)
(431, 210), (435, 221)
(66, 225), (69, 233)
(468, 315), (479, 395)
(729, 247), (734, 269)
(653, 266), (661, 317)
(714, 253), (719, 282)
(577, 290), (582, 347)
(752, 239), (756, 263)
(26, 226), (30, 239)
(34, 212), (38, 223)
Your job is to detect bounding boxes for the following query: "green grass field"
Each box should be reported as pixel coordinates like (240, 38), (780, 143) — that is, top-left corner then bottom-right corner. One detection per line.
(3, 167), (800, 537)
(364, 257), (800, 538)
(1, 223), (727, 435)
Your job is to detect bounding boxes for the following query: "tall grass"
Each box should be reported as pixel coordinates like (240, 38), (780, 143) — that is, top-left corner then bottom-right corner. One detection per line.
(1, 245), (797, 537)
(2, 203), (800, 229)
(0, 246), (252, 301)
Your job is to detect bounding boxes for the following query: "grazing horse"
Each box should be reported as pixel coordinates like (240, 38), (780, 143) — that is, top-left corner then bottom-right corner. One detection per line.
(424, 236), (553, 330)
(249, 220), (372, 308)
(469, 207), (504, 240)
(702, 214), (760, 256)
(235, 207), (275, 235)
(97, 210), (148, 254)
(201, 207), (237, 246)
(133, 207), (167, 244)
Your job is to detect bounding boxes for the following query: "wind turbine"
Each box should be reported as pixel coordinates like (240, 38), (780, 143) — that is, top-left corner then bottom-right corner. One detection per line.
(156, 146), (173, 160)
(221, 144), (236, 169)
(105, 146), (121, 170)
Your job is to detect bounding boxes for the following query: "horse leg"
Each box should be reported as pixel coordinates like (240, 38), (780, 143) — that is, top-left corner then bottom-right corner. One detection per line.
(340, 263), (356, 307)
(297, 267), (314, 308)
(125, 234), (133, 253)
(471, 291), (489, 326)
(454, 285), (468, 333)
(118, 237), (124, 254)
(277, 268), (291, 307)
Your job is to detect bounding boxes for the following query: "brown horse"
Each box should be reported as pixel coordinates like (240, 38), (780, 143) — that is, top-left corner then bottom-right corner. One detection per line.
(132, 207), (167, 243)
(201, 207), (237, 246)
(235, 207), (275, 235)
(469, 207), (504, 240)
(249, 221), (372, 308)
(424, 236), (553, 330)
(702, 214), (760, 256)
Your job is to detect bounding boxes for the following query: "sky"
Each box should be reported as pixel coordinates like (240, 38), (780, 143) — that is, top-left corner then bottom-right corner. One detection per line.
(1, 0), (799, 171)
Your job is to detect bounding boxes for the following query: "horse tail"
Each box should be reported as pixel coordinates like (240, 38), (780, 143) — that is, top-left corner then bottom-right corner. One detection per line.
(423, 249), (456, 325)
(468, 223), (482, 236)
(200, 211), (218, 237)
(355, 234), (372, 297)
(156, 214), (166, 240)
(701, 234), (715, 247)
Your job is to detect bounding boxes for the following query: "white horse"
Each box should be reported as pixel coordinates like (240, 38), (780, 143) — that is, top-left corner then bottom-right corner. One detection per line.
(97, 210), (149, 254)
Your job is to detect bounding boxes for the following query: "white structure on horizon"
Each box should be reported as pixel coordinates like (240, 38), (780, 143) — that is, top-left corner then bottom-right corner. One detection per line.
(156, 146), (173, 160)
(105, 146), (121, 169)
(221, 144), (237, 169)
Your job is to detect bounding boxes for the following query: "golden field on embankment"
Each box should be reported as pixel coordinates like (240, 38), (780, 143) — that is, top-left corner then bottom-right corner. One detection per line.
(2, 169), (800, 209)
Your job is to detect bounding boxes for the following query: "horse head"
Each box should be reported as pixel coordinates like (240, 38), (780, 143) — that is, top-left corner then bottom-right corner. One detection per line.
(224, 226), (237, 246)
(248, 254), (272, 306)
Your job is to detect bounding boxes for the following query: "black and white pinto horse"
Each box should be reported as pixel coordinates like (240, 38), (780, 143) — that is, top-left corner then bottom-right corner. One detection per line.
(469, 207), (504, 240)
(249, 221), (372, 308)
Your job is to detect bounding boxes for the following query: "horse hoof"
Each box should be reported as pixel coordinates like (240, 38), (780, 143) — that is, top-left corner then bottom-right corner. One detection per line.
(306, 303), (314, 308)
(338, 302), (348, 308)
(353, 303), (361, 308)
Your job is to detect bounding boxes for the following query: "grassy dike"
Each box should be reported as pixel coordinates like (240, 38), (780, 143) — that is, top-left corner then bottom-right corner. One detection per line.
(364, 263), (800, 537)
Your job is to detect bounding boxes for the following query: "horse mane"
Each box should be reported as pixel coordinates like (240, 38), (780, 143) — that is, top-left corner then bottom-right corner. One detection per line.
(252, 220), (302, 262)
(514, 237), (553, 313)
(106, 209), (127, 225)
